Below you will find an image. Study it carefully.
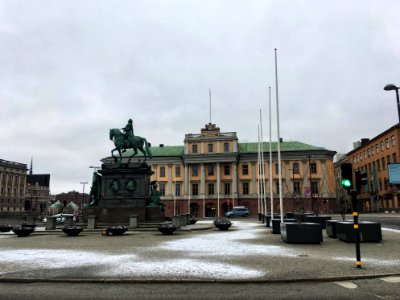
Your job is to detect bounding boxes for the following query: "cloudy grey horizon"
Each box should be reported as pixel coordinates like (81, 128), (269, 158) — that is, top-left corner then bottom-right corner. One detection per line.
(1, 0), (399, 194)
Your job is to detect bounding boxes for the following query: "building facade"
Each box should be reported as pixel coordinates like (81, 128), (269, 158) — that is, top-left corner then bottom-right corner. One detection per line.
(345, 124), (400, 212)
(0, 159), (27, 215)
(141, 123), (337, 218)
(26, 174), (51, 219)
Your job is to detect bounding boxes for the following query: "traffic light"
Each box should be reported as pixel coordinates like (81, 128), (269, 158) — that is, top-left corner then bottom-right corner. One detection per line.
(355, 171), (368, 193)
(340, 163), (353, 191)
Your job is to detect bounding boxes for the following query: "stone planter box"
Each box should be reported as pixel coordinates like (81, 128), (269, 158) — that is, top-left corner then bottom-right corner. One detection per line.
(304, 215), (332, 229)
(12, 226), (34, 237)
(0, 224), (13, 233)
(157, 223), (177, 235)
(103, 226), (128, 236)
(284, 212), (296, 219)
(21, 223), (37, 230)
(214, 219), (232, 231)
(336, 221), (382, 243)
(326, 220), (338, 238)
(280, 222), (323, 244)
(271, 218), (296, 234)
(265, 214), (280, 228)
(62, 226), (83, 236)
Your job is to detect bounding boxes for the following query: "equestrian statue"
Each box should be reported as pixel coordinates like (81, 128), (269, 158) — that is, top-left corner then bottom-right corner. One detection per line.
(109, 118), (152, 165)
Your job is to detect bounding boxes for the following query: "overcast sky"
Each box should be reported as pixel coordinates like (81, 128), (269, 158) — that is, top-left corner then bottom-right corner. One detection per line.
(1, 0), (399, 195)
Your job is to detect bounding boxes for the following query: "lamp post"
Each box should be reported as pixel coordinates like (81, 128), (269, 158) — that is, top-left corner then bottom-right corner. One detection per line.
(80, 181), (88, 218)
(384, 84), (400, 124)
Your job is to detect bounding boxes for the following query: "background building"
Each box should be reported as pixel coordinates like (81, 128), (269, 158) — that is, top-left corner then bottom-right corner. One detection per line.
(26, 174), (51, 219)
(345, 124), (400, 212)
(0, 159), (27, 217)
(133, 123), (337, 217)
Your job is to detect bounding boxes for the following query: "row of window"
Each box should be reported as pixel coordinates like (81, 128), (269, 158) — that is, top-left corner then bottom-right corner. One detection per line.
(157, 180), (320, 197)
(158, 162), (318, 178)
(191, 142), (230, 154)
(353, 135), (396, 163)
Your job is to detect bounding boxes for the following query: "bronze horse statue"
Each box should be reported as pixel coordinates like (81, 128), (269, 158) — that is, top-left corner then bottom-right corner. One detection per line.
(109, 128), (152, 165)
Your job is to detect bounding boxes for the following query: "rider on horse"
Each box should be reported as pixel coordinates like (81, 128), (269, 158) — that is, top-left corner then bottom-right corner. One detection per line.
(122, 119), (134, 152)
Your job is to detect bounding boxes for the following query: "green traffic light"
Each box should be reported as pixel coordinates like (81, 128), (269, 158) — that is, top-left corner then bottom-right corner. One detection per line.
(341, 179), (351, 187)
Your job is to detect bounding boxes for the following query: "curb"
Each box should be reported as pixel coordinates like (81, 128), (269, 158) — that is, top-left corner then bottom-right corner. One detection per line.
(1, 273), (399, 284)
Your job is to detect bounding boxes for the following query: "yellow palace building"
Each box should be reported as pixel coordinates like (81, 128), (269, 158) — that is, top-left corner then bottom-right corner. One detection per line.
(133, 123), (337, 218)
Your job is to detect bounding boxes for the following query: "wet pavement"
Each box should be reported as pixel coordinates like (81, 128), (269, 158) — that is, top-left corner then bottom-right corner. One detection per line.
(0, 215), (399, 283)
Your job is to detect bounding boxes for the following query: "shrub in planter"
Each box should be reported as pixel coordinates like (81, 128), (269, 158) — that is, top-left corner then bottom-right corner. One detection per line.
(190, 218), (197, 225)
(62, 225), (83, 236)
(214, 219), (232, 231)
(158, 223), (177, 235)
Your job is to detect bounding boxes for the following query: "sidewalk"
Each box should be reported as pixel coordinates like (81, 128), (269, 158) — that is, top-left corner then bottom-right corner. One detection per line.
(0, 217), (399, 283)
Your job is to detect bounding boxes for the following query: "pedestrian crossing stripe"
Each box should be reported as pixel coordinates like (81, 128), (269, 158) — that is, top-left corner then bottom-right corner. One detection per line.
(381, 276), (400, 283)
(335, 282), (358, 289)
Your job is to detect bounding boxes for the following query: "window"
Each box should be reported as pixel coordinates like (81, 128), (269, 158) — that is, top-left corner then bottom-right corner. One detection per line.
(311, 163), (317, 174)
(275, 181), (280, 193)
(382, 157), (386, 170)
(293, 162), (299, 174)
(159, 183), (166, 196)
(377, 159), (381, 172)
(224, 182), (231, 195)
(223, 142), (229, 152)
(208, 183), (214, 195)
(160, 166), (166, 177)
(387, 155), (391, 165)
(208, 143), (214, 153)
(376, 144), (379, 153)
(208, 164), (214, 176)
(192, 165), (198, 177)
(372, 146), (374, 155)
(367, 149), (370, 157)
(393, 153), (397, 163)
(175, 183), (181, 196)
(311, 181), (319, 194)
(192, 144), (198, 154)
(224, 164), (230, 176)
(293, 182), (301, 194)
(192, 183), (199, 196)
(275, 163), (279, 174)
(381, 141), (384, 151)
(242, 182), (249, 195)
(242, 164), (249, 176)
(392, 135), (395, 146)
(386, 138), (390, 149)
(175, 165), (181, 177)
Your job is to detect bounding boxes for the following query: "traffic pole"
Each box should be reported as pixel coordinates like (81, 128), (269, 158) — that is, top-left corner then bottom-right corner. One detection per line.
(351, 190), (361, 268)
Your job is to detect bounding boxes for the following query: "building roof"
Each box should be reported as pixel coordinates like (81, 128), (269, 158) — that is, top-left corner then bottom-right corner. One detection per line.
(239, 141), (328, 153)
(123, 141), (331, 157)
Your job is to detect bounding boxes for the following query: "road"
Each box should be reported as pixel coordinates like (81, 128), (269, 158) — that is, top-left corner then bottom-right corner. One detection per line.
(0, 276), (399, 300)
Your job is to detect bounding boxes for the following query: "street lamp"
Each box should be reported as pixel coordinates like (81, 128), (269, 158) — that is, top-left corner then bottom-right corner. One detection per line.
(384, 83), (400, 124)
(80, 181), (88, 218)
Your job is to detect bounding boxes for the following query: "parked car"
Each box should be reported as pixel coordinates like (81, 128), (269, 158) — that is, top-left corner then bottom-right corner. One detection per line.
(225, 207), (249, 218)
(45, 214), (75, 224)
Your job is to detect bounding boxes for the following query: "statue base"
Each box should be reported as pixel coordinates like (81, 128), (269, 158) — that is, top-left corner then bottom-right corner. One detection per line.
(83, 161), (164, 225)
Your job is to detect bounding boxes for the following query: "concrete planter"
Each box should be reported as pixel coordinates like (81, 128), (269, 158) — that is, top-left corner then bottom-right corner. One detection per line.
(214, 219), (232, 231)
(271, 218), (296, 234)
(104, 226), (128, 236)
(12, 226), (34, 237)
(0, 224), (13, 232)
(62, 226), (83, 236)
(280, 222), (323, 244)
(304, 215), (332, 229)
(336, 221), (382, 243)
(158, 223), (177, 235)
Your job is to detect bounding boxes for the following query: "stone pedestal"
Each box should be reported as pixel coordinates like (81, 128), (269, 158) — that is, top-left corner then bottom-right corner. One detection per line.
(84, 163), (164, 225)
(129, 215), (138, 228)
(87, 215), (97, 229)
(172, 215), (181, 228)
(45, 216), (56, 230)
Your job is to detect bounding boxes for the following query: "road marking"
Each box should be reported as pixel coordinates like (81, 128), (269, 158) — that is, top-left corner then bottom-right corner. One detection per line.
(335, 282), (358, 289)
(381, 276), (400, 283)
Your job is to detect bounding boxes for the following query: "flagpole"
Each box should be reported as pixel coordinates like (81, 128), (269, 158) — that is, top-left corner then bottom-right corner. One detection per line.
(269, 86), (274, 219)
(260, 109), (267, 218)
(188, 165), (191, 215)
(274, 48), (284, 222)
(257, 125), (261, 216)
